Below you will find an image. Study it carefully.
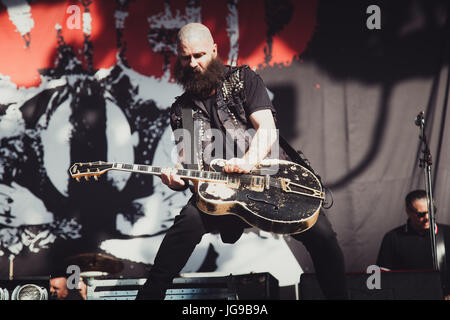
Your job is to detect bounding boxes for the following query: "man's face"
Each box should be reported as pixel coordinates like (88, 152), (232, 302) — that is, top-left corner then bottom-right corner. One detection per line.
(407, 198), (430, 231)
(174, 37), (224, 99)
(177, 38), (217, 74)
(50, 277), (69, 300)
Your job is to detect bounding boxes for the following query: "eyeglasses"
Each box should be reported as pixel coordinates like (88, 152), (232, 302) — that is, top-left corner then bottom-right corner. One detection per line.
(414, 211), (428, 218)
(411, 207), (437, 218)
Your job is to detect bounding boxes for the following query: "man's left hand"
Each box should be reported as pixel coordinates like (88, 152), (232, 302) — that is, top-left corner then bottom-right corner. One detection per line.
(223, 157), (255, 173)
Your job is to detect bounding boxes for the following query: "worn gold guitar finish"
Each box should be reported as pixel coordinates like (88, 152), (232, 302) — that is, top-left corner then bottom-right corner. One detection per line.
(69, 159), (324, 235)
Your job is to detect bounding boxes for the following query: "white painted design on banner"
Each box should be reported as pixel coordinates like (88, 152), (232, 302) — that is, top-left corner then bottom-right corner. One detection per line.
(0, 182), (53, 227)
(40, 94), (72, 197)
(114, 10), (128, 29)
(1, 0), (34, 37)
(182, 232), (303, 286)
(82, 12), (92, 35)
(226, 0), (239, 66)
(147, 1), (201, 58)
(105, 99), (137, 192)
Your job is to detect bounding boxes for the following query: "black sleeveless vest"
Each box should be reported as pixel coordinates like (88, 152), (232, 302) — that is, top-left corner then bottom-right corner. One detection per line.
(170, 64), (287, 170)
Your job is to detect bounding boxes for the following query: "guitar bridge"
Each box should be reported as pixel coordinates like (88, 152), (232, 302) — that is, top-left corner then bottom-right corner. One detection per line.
(279, 179), (325, 200)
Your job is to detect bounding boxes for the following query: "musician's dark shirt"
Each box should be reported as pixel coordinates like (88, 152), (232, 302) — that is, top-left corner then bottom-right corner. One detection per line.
(198, 67), (276, 161)
(376, 220), (450, 294)
(202, 67), (276, 130)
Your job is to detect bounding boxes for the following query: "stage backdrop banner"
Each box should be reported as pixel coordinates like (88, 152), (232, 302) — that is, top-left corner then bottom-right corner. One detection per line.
(0, 0), (449, 283)
(0, 0), (313, 285)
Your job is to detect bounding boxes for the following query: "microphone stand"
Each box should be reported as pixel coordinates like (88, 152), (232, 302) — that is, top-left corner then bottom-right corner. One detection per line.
(415, 111), (439, 271)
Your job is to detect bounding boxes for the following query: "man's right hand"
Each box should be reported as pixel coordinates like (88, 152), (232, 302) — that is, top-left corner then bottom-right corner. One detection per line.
(160, 168), (186, 190)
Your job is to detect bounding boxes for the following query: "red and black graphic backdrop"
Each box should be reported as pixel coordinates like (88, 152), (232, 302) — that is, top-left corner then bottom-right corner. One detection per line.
(0, 0), (449, 283)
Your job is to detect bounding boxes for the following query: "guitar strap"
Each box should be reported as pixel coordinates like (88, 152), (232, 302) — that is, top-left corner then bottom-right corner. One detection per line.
(181, 104), (200, 170)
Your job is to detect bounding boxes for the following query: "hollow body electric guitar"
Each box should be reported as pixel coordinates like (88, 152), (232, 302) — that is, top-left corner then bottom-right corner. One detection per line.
(69, 159), (324, 235)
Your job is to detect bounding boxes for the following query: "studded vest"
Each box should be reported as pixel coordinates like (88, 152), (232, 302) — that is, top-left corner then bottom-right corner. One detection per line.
(170, 65), (287, 170)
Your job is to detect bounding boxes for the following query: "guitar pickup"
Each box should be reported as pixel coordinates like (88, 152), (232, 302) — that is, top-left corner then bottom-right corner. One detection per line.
(227, 175), (240, 189)
(249, 176), (264, 192)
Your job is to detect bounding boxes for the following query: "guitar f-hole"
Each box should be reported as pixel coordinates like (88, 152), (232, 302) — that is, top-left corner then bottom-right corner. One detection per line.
(246, 195), (279, 211)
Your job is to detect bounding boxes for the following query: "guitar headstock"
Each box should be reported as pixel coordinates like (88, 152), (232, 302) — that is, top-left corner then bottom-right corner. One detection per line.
(69, 161), (113, 182)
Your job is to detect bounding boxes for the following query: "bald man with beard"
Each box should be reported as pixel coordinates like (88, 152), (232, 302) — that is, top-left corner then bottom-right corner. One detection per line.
(136, 23), (348, 300)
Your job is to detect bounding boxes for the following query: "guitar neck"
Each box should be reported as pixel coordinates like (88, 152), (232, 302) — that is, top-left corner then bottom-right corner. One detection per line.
(112, 163), (228, 183)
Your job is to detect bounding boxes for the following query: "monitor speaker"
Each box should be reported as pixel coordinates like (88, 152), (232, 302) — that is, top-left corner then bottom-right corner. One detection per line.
(86, 272), (279, 300)
(299, 271), (444, 300)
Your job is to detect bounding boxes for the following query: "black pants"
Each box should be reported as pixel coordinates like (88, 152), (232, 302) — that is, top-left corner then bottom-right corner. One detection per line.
(135, 201), (348, 300)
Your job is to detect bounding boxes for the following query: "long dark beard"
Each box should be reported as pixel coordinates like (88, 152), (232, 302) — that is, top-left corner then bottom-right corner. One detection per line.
(174, 57), (225, 99)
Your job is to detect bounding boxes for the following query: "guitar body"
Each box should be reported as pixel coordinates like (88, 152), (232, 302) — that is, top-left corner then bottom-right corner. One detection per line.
(196, 159), (323, 234)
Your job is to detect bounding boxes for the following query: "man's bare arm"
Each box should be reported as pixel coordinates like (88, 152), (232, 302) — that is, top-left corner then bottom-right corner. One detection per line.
(223, 109), (278, 173)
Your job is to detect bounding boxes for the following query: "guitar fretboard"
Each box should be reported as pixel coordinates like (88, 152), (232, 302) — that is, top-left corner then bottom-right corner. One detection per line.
(112, 163), (228, 182)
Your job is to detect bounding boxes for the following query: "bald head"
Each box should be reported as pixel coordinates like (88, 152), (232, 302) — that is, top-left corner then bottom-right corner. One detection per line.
(177, 23), (215, 49)
(176, 23), (218, 74)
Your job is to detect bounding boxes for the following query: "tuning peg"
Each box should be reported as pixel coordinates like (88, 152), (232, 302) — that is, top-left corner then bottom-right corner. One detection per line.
(84, 176), (89, 181)
(76, 177), (80, 182)
(93, 176), (98, 181)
